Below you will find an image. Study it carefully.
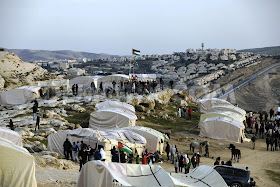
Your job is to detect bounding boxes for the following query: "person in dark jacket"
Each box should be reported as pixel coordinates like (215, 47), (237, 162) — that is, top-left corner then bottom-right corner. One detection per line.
(35, 115), (40, 131)
(78, 148), (88, 171)
(63, 138), (72, 160)
(94, 149), (101, 160)
(112, 152), (119, 162)
(165, 142), (170, 161)
(9, 119), (14, 130)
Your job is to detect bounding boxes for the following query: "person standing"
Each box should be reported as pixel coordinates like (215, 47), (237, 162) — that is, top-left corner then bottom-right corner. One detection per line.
(260, 123), (265, 139)
(78, 147), (88, 172)
(63, 138), (72, 160)
(188, 108), (192, 120)
(196, 152), (201, 166)
(266, 137), (270, 151)
(270, 109), (275, 119)
(169, 79), (174, 89)
(179, 153), (184, 172)
(90, 82), (95, 94)
(182, 107), (186, 118)
(205, 143), (209, 157)
(100, 147), (106, 161)
(175, 159), (178, 173)
(191, 153), (197, 168)
(35, 115), (40, 131)
(184, 154), (190, 174)
(251, 135), (256, 150)
(32, 103), (38, 121)
(171, 145), (176, 164)
(9, 119), (14, 130)
(75, 84), (79, 96)
(178, 108), (181, 118)
(165, 142), (170, 161)
(72, 142), (78, 162)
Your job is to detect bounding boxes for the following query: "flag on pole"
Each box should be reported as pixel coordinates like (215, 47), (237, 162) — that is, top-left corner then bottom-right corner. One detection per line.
(118, 142), (132, 154)
(163, 134), (169, 140)
(132, 49), (140, 56)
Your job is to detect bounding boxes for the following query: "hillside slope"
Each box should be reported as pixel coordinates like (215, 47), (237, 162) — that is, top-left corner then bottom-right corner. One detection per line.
(238, 46), (280, 56)
(5, 49), (118, 61)
(0, 51), (57, 89)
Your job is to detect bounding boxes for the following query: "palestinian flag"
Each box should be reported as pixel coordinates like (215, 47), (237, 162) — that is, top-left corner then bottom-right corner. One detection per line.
(132, 49), (140, 56)
(118, 142), (132, 154)
(163, 134), (169, 140)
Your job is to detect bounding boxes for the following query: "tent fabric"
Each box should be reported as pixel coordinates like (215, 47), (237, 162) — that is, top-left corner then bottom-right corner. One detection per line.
(0, 137), (37, 187)
(172, 165), (227, 187)
(197, 98), (231, 113)
(0, 127), (23, 146)
(98, 74), (129, 83)
(96, 100), (135, 113)
(129, 74), (157, 81)
(123, 126), (164, 153)
(199, 111), (245, 125)
(89, 108), (137, 130)
(48, 129), (146, 159)
(0, 86), (40, 105)
(77, 161), (187, 187)
(70, 76), (95, 89)
(199, 116), (245, 143)
(38, 79), (69, 87)
(210, 105), (246, 116)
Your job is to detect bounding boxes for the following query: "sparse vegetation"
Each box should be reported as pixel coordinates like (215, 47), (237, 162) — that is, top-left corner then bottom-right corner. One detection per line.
(266, 170), (280, 185)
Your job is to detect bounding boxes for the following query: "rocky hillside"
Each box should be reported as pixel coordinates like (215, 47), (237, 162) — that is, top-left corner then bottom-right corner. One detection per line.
(0, 51), (57, 89)
(234, 67), (280, 112)
(239, 46), (280, 56)
(5, 49), (118, 61)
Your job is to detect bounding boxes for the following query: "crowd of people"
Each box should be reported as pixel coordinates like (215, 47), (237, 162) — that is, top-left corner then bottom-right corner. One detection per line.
(72, 77), (177, 98)
(244, 109), (280, 151)
(177, 107), (192, 119)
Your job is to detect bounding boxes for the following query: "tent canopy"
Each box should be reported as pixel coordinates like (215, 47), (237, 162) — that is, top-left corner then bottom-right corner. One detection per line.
(77, 161), (187, 187)
(123, 126), (164, 153)
(98, 74), (129, 83)
(172, 165), (227, 187)
(199, 111), (245, 125)
(197, 98), (231, 113)
(0, 137), (37, 187)
(70, 76), (96, 89)
(48, 129), (146, 158)
(89, 108), (137, 130)
(38, 79), (69, 88)
(199, 116), (245, 143)
(96, 100), (135, 113)
(210, 104), (246, 116)
(0, 127), (23, 146)
(129, 74), (157, 81)
(0, 86), (40, 105)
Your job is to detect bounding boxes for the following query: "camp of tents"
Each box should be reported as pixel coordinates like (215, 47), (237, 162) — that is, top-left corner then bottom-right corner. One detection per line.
(198, 98), (247, 143)
(77, 161), (227, 187)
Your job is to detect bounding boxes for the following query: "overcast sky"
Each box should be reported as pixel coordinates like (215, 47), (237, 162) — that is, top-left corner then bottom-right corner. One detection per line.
(0, 0), (279, 55)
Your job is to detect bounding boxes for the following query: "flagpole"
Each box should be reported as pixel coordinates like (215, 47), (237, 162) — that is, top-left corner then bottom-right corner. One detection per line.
(118, 147), (121, 163)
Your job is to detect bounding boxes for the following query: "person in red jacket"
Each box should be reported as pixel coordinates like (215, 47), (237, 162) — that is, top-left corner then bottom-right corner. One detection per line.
(188, 108), (192, 120)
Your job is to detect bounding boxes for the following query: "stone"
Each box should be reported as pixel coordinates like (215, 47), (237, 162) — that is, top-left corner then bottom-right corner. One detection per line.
(135, 105), (146, 112)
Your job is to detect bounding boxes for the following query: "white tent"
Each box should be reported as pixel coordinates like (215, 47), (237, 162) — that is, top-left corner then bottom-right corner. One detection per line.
(129, 74), (157, 81)
(0, 137), (37, 187)
(0, 86), (40, 105)
(70, 76), (94, 89)
(210, 105), (246, 116)
(96, 100), (135, 113)
(77, 161), (187, 187)
(89, 108), (137, 130)
(123, 126), (164, 153)
(199, 111), (246, 125)
(98, 74), (129, 89)
(38, 79), (69, 89)
(199, 116), (245, 143)
(48, 128), (146, 161)
(0, 127), (23, 146)
(172, 165), (227, 187)
(197, 98), (232, 113)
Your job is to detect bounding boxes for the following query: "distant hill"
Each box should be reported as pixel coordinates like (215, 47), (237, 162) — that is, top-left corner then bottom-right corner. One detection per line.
(3, 49), (118, 61)
(238, 46), (280, 56)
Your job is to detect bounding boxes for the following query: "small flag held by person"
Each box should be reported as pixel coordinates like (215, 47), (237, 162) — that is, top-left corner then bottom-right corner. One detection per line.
(118, 142), (132, 154)
(163, 134), (169, 140)
(132, 49), (140, 56)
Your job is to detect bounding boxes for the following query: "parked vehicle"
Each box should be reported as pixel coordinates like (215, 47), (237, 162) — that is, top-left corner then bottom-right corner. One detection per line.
(214, 165), (256, 187)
